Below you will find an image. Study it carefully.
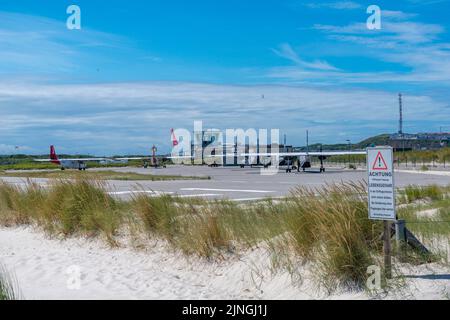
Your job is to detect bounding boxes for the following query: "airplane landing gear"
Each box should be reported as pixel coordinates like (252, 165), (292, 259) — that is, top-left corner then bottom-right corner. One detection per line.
(319, 156), (326, 174)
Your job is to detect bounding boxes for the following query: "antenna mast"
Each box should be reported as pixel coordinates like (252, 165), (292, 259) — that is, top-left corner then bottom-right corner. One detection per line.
(306, 130), (309, 153)
(398, 93), (403, 135)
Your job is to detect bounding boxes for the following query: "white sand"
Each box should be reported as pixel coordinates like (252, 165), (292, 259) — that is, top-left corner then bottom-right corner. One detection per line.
(416, 208), (440, 218)
(1, 227), (449, 300)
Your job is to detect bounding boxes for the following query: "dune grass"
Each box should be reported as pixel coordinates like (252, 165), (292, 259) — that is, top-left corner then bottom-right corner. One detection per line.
(0, 264), (20, 300)
(0, 179), (447, 293)
(128, 182), (384, 288)
(398, 184), (447, 204)
(0, 180), (123, 244)
(280, 183), (382, 290)
(396, 185), (450, 264)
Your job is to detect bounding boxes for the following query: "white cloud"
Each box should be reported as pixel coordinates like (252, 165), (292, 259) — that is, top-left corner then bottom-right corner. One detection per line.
(0, 11), (136, 76)
(313, 20), (444, 44)
(0, 81), (447, 154)
(273, 43), (339, 71)
(304, 1), (362, 10)
(382, 10), (418, 20)
(269, 10), (450, 86)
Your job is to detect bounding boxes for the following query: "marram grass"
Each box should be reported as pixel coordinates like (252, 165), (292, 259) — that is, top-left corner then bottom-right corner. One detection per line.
(0, 264), (20, 300)
(1, 179), (448, 293)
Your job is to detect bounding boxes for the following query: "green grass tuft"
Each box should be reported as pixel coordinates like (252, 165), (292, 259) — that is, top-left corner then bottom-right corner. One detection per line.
(0, 264), (20, 300)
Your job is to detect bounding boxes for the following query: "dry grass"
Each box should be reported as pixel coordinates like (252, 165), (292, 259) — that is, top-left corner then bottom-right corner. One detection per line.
(1, 179), (447, 293)
(271, 183), (383, 290)
(0, 179), (123, 245)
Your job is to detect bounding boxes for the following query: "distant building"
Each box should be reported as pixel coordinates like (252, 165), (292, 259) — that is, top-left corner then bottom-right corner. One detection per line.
(389, 132), (450, 151)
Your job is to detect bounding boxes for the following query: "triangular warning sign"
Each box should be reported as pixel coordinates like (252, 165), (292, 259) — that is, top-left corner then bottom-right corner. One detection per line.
(372, 151), (388, 170)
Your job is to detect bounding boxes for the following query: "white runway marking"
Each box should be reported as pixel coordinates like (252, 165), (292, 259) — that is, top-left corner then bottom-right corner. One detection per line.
(177, 194), (222, 198)
(231, 196), (286, 202)
(108, 190), (174, 196)
(231, 197), (268, 202)
(107, 190), (221, 198)
(180, 188), (275, 193)
(397, 169), (450, 177)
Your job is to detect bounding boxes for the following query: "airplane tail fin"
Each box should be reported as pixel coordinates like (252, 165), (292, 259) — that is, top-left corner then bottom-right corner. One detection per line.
(50, 145), (60, 164)
(171, 128), (179, 147)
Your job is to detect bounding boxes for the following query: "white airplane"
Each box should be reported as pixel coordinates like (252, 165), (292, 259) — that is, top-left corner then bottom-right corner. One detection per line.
(241, 149), (366, 173)
(240, 132), (366, 173)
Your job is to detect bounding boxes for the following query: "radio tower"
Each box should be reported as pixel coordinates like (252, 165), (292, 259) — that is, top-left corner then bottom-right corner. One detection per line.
(398, 93), (403, 135)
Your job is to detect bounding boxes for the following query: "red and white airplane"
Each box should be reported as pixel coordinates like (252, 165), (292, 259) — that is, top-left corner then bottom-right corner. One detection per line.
(34, 145), (112, 170)
(35, 129), (186, 170)
(35, 145), (165, 170)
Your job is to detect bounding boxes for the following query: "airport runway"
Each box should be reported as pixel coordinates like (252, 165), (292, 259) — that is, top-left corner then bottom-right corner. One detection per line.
(1, 165), (449, 201)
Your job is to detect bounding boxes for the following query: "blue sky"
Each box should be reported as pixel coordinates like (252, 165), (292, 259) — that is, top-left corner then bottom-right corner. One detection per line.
(0, 0), (449, 155)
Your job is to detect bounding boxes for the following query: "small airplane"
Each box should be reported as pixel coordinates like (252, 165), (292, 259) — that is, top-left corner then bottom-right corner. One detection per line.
(240, 131), (366, 173)
(35, 145), (166, 170)
(34, 145), (111, 170)
(241, 149), (366, 173)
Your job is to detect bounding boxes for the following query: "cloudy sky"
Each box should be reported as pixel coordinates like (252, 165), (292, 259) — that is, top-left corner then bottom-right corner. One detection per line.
(1, 0), (449, 155)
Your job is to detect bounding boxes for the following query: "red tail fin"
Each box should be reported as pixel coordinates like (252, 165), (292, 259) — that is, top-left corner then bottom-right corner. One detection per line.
(171, 129), (179, 147)
(50, 145), (60, 164)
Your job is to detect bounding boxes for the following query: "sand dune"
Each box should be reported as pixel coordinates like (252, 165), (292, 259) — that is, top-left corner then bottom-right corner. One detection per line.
(1, 227), (449, 300)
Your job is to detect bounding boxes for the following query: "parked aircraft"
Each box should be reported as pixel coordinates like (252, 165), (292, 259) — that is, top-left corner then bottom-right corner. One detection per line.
(35, 145), (166, 170)
(240, 132), (366, 173)
(241, 149), (366, 173)
(34, 145), (112, 170)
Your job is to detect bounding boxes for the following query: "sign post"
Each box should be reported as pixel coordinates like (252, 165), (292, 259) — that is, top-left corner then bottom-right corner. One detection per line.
(367, 146), (396, 279)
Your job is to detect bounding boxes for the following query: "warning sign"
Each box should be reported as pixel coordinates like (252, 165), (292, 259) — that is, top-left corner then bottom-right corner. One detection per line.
(372, 152), (388, 170)
(367, 147), (396, 221)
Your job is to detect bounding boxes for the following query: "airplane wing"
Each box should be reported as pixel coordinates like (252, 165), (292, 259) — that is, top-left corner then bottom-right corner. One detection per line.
(307, 151), (367, 156)
(34, 158), (109, 162)
(241, 151), (366, 157)
(167, 154), (236, 159)
(114, 157), (150, 160)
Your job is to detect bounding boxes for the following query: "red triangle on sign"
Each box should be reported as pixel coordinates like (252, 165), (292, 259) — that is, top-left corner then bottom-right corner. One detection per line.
(372, 151), (388, 170)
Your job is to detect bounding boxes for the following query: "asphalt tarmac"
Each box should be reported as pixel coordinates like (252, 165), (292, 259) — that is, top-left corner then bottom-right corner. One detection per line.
(1, 165), (449, 201)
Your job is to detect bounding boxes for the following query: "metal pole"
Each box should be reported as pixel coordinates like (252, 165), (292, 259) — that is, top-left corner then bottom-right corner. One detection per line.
(384, 221), (392, 279)
(395, 219), (407, 262)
